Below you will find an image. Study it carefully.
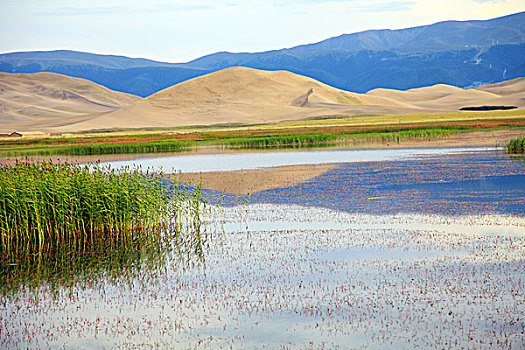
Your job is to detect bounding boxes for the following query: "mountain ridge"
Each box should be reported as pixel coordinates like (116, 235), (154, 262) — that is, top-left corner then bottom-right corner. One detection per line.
(0, 11), (524, 97)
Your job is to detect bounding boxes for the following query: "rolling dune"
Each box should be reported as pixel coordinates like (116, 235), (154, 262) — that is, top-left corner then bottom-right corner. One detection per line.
(1, 68), (523, 133)
(0, 72), (140, 132)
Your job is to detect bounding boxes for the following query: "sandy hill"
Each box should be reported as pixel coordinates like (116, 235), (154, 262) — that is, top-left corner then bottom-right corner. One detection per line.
(52, 67), (439, 132)
(2, 68), (524, 133)
(477, 77), (525, 95)
(0, 72), (140, 132)
(366, 80), (525, 110)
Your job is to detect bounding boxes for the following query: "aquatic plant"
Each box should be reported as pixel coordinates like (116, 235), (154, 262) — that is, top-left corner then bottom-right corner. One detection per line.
(506, 136), (525, 154)
(225, 133), (337, 148)
(1, 118), (524, 156)
(1, 230), (171, 293)
(0, 162), (166, 249)
(0, 161), (211, 293)
(1, 140), (191, 156)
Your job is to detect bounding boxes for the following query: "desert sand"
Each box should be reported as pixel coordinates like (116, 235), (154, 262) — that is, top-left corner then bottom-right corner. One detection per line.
(0, 72), (139, 132)
(176, 163), (336, 195)
(0, 68), (523, 133)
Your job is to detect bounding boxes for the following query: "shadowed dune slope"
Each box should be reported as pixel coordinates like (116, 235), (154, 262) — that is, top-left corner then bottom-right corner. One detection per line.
(0, 72), (140, 132)
(366, 79), (525, 110)
(474, 77), (525, 107)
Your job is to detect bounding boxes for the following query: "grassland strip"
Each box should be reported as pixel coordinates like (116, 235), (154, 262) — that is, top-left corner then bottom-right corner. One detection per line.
(1, 110), (524, 156)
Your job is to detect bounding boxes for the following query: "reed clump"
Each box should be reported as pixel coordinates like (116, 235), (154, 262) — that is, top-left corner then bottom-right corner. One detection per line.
(225, 133), (336, 148)
(1, 140), (191, 156)
(0, 161), (172, 254)
(505, 136), (525, 154)
(0, 161), (212, 293)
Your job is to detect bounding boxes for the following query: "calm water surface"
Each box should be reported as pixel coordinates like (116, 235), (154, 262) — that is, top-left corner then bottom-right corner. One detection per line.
(99, 147), (496, 172)
(2, 148), (524, 349)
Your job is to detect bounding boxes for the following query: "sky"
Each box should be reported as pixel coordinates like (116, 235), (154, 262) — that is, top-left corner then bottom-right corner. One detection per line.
(1, 0), (524, 63)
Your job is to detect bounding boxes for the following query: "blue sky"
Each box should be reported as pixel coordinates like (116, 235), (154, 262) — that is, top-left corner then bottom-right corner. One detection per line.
(1, 0), (523, 62)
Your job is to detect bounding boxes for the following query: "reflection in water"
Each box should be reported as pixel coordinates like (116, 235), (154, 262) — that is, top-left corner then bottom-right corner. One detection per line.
(98, 147), (495, 173)
(0, 224), (210, 295)
(2, 204), (523, 349)
(0, 181), (214, 295)
(207, 151), (525, 216)
(2, 232), (167, 294)
(2, 150), (524, 348)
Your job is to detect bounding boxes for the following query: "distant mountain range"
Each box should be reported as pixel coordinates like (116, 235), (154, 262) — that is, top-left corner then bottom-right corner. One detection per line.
(0, 11), (524, 97)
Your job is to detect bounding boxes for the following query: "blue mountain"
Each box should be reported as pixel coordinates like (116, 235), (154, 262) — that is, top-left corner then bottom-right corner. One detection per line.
(1, 11), (523, 96)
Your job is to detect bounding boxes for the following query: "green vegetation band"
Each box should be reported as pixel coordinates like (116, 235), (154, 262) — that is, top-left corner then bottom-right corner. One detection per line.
(506, 137), (525, 154)
(0, 162), (167, 253)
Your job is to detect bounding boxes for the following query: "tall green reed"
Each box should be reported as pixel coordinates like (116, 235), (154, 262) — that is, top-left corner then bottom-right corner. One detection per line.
(0, 161), (211, 293)
(506, 137), (525, 154)
(0, 161), (203, 256)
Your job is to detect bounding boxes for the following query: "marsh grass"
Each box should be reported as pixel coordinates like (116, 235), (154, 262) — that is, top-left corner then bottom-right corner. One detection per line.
(222, 127), (460, 149)
(0, 162), (167, 250)
(0, 162), (210, 293)
(225, 133), (337, 148)
(1, 140), (192, 156)
(506, 137), (525, 154)
(2, 122), (523, 156)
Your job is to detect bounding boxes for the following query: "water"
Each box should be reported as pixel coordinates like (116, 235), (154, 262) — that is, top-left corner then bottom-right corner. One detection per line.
(99, 147), (496, 172)
(206, 151), (525, 216)
(2, 205), (523, 349)
(2, 148), (524, 349)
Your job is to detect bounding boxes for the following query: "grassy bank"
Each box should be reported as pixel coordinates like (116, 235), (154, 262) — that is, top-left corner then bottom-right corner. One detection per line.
(506, 137), (525, 154)
(1, 112), (525, 156)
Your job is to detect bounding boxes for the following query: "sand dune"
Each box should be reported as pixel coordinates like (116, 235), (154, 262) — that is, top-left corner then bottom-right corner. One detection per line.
(53, 67), (449, 132)
(63, 67), (370, 131)
(476, 77), (525, 95)
(1, 68), (523, 133)
(0, 72), (139, 132)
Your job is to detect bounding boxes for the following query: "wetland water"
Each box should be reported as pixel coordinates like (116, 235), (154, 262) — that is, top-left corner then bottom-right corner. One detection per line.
(98, 147), (495, 172)
(2, 148), (524, 349)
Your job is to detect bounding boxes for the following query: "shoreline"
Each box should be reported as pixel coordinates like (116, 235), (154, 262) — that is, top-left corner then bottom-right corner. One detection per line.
(0, 128), (521, 166)
(174, 163), (338, 195)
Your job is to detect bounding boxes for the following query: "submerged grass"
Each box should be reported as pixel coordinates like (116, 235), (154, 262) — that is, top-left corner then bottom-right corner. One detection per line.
(506, 137), (525, 154)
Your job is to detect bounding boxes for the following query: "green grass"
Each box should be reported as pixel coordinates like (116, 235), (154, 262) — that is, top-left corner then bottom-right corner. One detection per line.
(0, 140), (192, 156)
(1, 122), (524, 156)
(506, 137), (525, 154)
(223, 127), (462, 149)
(225, 133), (337, 148)
(0, 161), (203, 254)
(342, 127), (461, 143)
(0, 161), (211, 293)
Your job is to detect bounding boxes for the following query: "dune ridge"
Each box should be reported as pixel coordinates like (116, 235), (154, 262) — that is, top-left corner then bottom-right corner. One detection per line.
(0, 72), (140, 132)
(1, 68), (523, 133)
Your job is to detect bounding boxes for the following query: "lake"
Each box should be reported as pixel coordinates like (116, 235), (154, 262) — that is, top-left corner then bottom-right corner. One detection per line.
(98, 146), (496, 172)
(1, 147), (524, 349)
